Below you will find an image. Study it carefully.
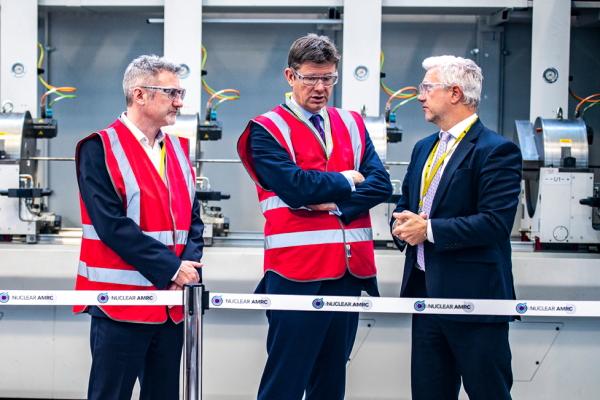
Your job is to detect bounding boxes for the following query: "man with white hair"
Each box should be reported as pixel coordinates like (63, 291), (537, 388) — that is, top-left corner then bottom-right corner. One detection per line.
(391, 55), (522, 399)
(74, 55), (204, 399)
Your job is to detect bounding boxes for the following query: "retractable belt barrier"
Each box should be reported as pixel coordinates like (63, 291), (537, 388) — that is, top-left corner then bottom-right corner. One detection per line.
(0, 289), (596, 317)
(2, 286), (598, 400)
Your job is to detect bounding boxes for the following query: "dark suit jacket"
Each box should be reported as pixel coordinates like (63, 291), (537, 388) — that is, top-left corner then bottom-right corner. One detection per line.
(392, 119), (522, 322)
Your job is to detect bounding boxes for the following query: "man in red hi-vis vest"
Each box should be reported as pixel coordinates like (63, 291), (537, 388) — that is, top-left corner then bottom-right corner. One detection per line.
(74, 55), (204, 400)
(238, 34), (393, 400)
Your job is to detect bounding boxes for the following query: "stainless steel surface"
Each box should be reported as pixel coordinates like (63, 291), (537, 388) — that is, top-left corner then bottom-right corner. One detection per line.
(363, 115), (387, 162)
(534, 118), (588, 168)
(383, 161), (410, 166)
(514, 120), (541, 162)
(197, 158), (241, 164)
(162, 113), (200, 162)
(0, 111), (31, 160)
(26, 156), (75, 161)
(184, 284), (204, 400)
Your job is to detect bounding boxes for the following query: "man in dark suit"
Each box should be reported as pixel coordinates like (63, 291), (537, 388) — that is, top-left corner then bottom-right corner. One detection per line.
(391, 55), (522, 400)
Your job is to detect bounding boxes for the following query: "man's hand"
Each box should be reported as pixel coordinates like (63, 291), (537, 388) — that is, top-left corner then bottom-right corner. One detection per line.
(307, 203), (338, 212)
(342, 170), (365, 185)
(174, 260), (202, 286)
(392, 211), (428, 246)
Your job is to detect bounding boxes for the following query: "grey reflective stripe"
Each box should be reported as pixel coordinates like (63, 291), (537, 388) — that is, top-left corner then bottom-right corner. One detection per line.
(78, 261), (153, 287)
(82, 224), (187, 246)
(263, 111), (296, 162)
(260, 196), (290, 213)
(175, 230), (188, 245)
(82, 224), (99, 240)
(336, 109), (363, 170)
(105, 127), (141, 224)
(168, 134), (196, 206)
(259, 196), (311, 213)
(143, 230), (175, 246)
(265, 228), (373, 249)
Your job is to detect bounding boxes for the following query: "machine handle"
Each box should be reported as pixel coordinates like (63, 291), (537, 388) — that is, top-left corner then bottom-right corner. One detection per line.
(580, 197), (600, 208)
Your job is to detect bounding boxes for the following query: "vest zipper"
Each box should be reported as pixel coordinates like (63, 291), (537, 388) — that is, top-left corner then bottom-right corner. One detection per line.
(164, 145), (177, 249)
(336, 217), (351, 269)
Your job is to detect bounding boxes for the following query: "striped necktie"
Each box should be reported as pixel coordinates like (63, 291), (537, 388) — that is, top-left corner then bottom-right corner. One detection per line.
(416, 131), (452, 271)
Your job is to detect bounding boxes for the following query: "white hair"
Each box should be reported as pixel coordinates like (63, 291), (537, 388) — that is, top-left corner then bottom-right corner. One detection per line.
(422, 55), (482, 108)
(122, 54), (183, 106)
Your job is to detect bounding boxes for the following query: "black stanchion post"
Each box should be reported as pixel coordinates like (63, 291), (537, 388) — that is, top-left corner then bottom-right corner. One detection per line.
(183, 283), (205, 400)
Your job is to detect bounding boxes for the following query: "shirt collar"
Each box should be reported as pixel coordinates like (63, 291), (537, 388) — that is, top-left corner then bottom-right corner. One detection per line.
(443, 113), (478, 139)
(120, 112), (165, 144)
(287, 96), (326, 121)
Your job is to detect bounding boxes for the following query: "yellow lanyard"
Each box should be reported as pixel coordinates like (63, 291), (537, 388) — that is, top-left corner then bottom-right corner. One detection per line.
(158, 142), (166, 179)
(419, 119), (477, 209)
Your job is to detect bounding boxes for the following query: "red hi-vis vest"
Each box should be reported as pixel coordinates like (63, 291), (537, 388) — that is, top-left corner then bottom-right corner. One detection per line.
(73, 119), (196, 324)
(237, 105), (376, 281)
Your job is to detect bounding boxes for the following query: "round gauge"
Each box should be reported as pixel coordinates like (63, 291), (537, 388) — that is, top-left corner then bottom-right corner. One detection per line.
(354, 65), (369, 81)
(543, 67), (559, 84)
(178, 63), (190, 79)
(553, 225), (568, 241)
(11, 63), (25, 78)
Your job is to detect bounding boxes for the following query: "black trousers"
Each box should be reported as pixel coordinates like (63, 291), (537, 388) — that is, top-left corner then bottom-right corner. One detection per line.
(407, 269), (513, 400)
(256, 271), (367, 400)
(87, 315), (183, 400)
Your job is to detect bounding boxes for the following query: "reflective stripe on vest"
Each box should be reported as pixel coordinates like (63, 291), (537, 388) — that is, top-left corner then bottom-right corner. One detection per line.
(336, 109), (363, 170)
(78, 260), (153, 287)
(169, 136), (196, 206)
(265, 227), (373, 249)
(260, 196), (311, 213)
(262, 111), (296, 162)
(105, 127), (141, 224)
(82, 224), (188, 246)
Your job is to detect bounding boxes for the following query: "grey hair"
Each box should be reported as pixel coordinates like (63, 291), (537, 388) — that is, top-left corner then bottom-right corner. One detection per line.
(123, 55), (183, 106)
(288, 34), (341, 70)
(422, 55), (483, 108)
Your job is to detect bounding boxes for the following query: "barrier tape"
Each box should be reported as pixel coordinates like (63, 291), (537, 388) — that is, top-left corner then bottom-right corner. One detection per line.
(0, 290), (598, 317)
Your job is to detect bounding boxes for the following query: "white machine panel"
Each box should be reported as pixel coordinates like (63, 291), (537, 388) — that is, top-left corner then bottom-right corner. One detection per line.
(536, 169), (600, 244)
(0, 164), (36, 235)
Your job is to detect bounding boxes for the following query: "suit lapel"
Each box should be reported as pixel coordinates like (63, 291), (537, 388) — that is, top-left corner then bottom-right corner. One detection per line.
(429, 119), (483, 216)
(411, 134), (438, 212)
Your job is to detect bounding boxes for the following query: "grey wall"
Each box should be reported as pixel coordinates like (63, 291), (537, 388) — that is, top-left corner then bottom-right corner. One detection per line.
(42, 9), (600, 232)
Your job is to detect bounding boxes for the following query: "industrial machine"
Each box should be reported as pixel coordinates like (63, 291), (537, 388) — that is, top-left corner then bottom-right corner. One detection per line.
(515, 113), (600, 250)
(0, 109), (60, 243)
(163, 113), (230, 246)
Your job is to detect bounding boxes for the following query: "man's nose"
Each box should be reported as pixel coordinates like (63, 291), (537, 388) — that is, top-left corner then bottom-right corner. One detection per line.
(314, 80), (326, 90)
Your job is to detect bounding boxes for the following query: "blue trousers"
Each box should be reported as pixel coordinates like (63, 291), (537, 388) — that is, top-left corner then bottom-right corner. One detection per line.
(257, 271), (367, 400)
(407, 269), (513, 400)
(87, 315), (183, 400)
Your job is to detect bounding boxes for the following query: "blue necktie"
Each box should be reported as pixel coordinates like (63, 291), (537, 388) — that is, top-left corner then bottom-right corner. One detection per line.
(309, 114), (326, 142)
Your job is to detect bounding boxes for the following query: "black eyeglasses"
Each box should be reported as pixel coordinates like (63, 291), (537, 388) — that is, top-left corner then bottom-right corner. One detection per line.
(141, 86), (186, 100)
(293, 70), (338, 87)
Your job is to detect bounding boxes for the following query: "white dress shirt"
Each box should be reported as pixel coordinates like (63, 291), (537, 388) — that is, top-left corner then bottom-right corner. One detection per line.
(120, 112), (165, 173)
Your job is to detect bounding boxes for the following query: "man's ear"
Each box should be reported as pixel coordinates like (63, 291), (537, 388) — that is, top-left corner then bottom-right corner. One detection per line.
(284, 68), (295, 87)
(449, 85), (464, 105)
(131, 87), (146, 105)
